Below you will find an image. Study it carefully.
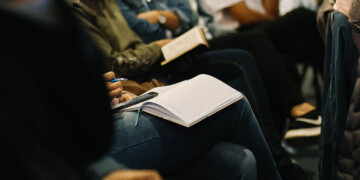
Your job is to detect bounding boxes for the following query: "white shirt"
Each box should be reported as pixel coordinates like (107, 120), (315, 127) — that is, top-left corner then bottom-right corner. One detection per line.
(201, 0), (266, 29)
(279, 0), (319, 15)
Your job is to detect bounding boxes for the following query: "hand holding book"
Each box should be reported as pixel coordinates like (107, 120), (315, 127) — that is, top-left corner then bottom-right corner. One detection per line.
(155, 39), (173, 47)
(160, 26), (209, 66)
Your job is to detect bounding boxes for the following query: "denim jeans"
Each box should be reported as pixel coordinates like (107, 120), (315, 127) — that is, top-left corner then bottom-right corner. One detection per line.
(146, 49), (290, 165)
(320, 12), (359, 180)
(171, 141), (257, 180)
(110, 98), (280, 179)
(192, 49), (290, 163)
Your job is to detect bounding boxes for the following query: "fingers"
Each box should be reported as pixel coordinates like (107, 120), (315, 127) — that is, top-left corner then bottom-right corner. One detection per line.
(103, 71), (116, 82)
(108, 88), (122, 99)
(110, 97), (120, 106)
(155, 39), (173, 47)
(107, 82), (122, 98)
(103, 71), (123, 98)
(106, 81), (122, 92)
(119, 93), (133, 103)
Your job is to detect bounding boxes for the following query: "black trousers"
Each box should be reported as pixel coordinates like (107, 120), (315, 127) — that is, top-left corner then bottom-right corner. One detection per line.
(240, 8), (325, 71)
(209, 31), (304, 126)
(209, 8), (324, 130)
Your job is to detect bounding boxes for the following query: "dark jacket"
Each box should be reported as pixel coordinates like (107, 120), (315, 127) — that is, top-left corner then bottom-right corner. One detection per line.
(71, 0), (162, 79)
(337, 27), (360, 180)
(320, 12), (359, 180)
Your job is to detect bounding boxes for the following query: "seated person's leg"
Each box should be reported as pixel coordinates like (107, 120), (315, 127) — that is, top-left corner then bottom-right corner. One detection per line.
(208, 32), (310, 121)
(250, 8), (324, 70)
(109, 98), (281, 179)
(207, 33), (321, 136)
(172, 142), (257, 180)
(193, 49), (290, 163)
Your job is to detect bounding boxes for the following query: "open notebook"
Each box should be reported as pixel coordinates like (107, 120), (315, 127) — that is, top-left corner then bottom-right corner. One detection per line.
(121, 74), (243, 127)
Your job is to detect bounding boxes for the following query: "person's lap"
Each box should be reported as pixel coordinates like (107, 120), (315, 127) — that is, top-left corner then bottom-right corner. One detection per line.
(143, 49), (288, 166)
(109, 98), (280, 179)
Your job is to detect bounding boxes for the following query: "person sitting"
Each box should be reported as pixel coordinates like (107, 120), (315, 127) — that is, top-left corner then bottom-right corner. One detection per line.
(1, 0), (279, 179)
(200, 0), (325, 70)
(103, 72), (267, 180)
(68, 0), (286, 179)
(113, 0), (317, 179)
(116, 0), (321, 131)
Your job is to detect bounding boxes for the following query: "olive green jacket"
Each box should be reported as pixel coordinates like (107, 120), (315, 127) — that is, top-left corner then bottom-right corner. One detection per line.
(71, 0), (163, 78)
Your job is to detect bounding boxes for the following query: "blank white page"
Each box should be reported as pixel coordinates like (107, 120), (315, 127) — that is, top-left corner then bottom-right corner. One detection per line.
(152, 74), (242, 122)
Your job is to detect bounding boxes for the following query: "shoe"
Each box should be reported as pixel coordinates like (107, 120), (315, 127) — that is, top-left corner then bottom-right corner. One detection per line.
(285, 110), (321, 146)
(285, 126), (320, 146)
(277, 162), (313, 180)
(292, 109), (321, 126)
(285, 121), (321, 139)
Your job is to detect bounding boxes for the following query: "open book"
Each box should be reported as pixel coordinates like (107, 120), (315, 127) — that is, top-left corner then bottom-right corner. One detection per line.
(121, 74), (243, 127)
(161, 26), (209, 66)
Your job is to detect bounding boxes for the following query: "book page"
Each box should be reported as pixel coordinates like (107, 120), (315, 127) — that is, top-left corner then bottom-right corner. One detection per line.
(122, 75), (243, 127)
(152, 74), (243, 122)
(161, 27), (208, 65)
(121, 80), (186, 110)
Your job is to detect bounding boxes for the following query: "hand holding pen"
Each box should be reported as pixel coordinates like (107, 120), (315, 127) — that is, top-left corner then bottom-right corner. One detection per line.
(103, 72), (126, 99)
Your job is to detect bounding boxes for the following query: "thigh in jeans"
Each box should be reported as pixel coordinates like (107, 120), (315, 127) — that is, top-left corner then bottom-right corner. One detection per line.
(109, 98), (280, 179)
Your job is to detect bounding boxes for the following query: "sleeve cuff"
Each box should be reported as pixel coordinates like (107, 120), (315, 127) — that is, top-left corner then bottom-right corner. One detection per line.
(172, 9), (192, 35)
(148, 42), (163, 60)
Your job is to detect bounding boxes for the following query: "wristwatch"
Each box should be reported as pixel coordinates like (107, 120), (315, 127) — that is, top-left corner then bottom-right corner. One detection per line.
(159, 14), (167, 25)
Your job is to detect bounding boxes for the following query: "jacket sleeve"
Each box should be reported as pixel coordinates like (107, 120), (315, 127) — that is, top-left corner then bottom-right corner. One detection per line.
(116, 0), (196, 43)
(167, 0), (196, 36)
(72, 5), (163, 78)
(116, 0), (168, 43)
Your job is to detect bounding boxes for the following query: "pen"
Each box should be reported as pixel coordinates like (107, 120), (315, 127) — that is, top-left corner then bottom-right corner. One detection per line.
(109, 78), (128, 83)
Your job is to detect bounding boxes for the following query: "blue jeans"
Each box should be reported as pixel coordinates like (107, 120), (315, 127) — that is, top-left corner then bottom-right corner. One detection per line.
(320, 12), (359, 180)
(110, 98), (280, 179)
(171, 141), (257, 180)
(148, 49), (289, 164)
(193, 50), (289, 164)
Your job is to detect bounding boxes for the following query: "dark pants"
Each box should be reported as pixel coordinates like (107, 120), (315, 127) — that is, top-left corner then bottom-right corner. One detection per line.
(241, 8), (325, 72)
(147, 49), (290, 167)
(209, 31), (305, 131)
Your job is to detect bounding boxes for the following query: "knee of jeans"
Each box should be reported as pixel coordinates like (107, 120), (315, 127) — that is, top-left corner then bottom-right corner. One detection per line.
(229, 50), (258, 69)
(234, 147), (257, 179)
(216, 49), (258, 71)
(211, 142), (257, 179)
(226, 49), (254, 62)
(227, 143), (257, 173)
(242, 148), (257, 173)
